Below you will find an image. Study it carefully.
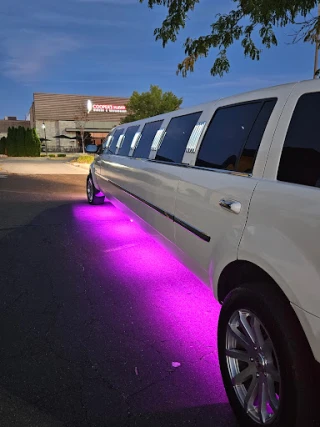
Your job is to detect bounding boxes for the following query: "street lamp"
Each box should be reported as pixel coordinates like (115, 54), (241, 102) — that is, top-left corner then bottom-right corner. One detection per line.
(42, 122), (47, 156)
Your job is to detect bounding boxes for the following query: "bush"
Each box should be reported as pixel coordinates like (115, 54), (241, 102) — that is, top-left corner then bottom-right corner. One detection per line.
(57, 153), (66, 157)
(72, 155), (94, 164)
(5, 127), (40, 157)
(49, 154), (55, 158)
(17, 126), (26, 156)
(32, 128), (41, 157)
(0, 137), (6, 154)
(40, 154), (46, 157)
(6, 127), (17, 156)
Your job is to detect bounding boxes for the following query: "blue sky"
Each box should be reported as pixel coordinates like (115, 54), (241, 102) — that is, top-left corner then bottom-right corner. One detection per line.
(0, 0), (317, 119)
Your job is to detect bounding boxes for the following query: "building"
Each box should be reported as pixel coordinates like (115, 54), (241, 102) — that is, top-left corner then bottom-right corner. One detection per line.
(0, 117), (30, 139)
(29, 93), (129, 152)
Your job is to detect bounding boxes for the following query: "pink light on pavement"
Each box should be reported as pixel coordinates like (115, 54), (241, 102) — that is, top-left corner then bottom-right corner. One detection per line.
(72, 202), (124, 222)
(72, 202), (227, 411)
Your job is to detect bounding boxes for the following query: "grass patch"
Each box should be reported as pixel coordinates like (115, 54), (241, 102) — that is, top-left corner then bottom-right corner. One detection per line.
(72, 155), (94, 164)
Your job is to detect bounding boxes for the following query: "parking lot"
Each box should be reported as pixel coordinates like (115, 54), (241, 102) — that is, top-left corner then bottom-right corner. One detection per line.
(0, 160), (237, 426)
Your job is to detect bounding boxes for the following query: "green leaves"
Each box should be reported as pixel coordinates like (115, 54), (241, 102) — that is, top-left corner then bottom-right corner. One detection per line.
(141, 0), (200, 46)
(120, 85), (183, 124)
(140, 0), (319, 76)
(0, 137), (6, 155)
(5, 127), (40, 157)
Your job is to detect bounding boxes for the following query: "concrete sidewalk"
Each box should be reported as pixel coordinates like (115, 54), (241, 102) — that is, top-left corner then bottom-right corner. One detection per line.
(0, 157), (89, 175)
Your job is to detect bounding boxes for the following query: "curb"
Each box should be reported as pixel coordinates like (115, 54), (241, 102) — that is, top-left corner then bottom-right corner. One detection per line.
(68, 162), (90, 171)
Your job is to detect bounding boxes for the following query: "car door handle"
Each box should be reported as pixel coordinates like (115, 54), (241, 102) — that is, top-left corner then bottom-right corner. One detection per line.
(219, 199), (242, 214)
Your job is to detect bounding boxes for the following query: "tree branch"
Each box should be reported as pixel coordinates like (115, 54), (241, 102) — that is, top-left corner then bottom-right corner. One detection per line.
(140, 0), (318, 77)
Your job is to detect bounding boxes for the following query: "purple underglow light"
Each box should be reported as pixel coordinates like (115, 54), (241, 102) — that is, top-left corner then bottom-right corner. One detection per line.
(72, 202), (228, 411)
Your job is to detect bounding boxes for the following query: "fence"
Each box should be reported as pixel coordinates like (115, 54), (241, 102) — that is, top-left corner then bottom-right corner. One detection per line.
(41, 145), (80, 153)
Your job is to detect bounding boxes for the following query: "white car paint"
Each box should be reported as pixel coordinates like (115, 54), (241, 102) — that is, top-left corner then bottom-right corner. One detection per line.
(90, 79), (320, 363)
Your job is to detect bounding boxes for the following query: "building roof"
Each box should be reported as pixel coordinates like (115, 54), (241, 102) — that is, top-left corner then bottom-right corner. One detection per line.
(31, 92), (130, 122)
(0, 120), (30, 133)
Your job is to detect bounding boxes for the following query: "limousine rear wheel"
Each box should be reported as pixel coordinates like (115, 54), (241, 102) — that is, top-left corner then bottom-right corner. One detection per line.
(87, 175), (105, 205)
(218, 283), (317, 427)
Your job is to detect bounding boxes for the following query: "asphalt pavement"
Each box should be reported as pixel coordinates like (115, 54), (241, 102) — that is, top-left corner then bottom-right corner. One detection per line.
(0, 160), (238, 426)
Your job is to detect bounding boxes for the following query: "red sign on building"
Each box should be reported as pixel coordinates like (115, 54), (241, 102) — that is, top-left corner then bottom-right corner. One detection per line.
(92, 104), (127, 113)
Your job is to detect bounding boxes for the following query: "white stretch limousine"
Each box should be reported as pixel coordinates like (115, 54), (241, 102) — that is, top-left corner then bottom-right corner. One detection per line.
(85, 80), (320, 427)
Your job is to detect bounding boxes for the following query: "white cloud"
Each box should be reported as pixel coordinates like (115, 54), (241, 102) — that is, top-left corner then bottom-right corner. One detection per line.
(77, 0), (137, 3)
(33, 11), (138, 28)
(191, 75), (300, 90)
(0, 31), (80, 81)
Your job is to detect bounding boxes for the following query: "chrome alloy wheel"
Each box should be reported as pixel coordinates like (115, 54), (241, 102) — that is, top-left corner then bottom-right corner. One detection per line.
(225, 309), (281, 425)
(87, 177), (94, 202)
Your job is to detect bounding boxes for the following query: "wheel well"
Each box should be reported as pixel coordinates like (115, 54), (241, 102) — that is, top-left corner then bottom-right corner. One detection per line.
(217, 260), (290, 304)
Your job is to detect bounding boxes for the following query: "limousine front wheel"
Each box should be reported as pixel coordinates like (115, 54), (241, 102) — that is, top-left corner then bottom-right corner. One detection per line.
(218, 283), (317, 427)
(86, 175), (105, 205)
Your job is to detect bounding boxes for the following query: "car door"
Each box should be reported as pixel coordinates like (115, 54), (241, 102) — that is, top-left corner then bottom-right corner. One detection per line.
(239, 85), (320, 320)
(174, 97), (280, 286)
(98, 128), (125, 192)
(99, 112), (204, 244)
(94, 134), (113, 178)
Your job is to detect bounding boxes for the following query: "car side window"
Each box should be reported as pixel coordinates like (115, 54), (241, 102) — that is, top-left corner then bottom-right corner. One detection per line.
(117, 125), (140, 156)
(155, 112), (202, 163)
(107, 129), (123, 154)
(195, 99), (276, 173)
(237, 99), (277, 173)
(101, 134), (113, 152)
(278, 92), (320, 188)
(133, 120), (163, 159)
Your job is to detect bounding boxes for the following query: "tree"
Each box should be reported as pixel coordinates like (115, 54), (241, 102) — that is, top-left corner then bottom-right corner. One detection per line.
(75, 101), (90, 153)
(32, 128), (41, 157)
(120, 85), (182, 124)
(140, 0), (320, 77)
(25, 129), (32, 157)
(17, 126), (26, 156)
(4, 127), (40, 157)
(0, 137), (6, 155)
(7, 127), (19, 157)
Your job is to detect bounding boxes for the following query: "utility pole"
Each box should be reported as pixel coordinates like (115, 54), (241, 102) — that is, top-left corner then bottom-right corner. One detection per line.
(313, 3), (320, 78)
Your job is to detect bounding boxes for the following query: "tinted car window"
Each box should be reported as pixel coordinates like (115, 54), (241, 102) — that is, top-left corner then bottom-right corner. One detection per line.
(155, 112), (202, 163)
(237, 99), (277, 173)
(133, 120), (163, 158)
(108, 129), (123, 154)
(117, 125), (140, 156)
(196, 100), (275, 172)
(278, 92), (320, 188)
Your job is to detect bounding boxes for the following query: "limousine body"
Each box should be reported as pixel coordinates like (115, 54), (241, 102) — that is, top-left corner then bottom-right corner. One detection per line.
(85, 79), (320, 426)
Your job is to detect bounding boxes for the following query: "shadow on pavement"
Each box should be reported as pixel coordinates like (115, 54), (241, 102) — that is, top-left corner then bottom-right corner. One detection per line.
(0, 199), (238, 427)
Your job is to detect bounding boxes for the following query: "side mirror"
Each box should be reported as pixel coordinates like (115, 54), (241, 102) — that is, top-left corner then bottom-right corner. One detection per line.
(85, 144), (99, 154)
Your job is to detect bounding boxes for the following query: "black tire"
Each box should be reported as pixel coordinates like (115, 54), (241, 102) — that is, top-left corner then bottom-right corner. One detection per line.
(218, 282), (319, 427)
(86, 175), (105, 205)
